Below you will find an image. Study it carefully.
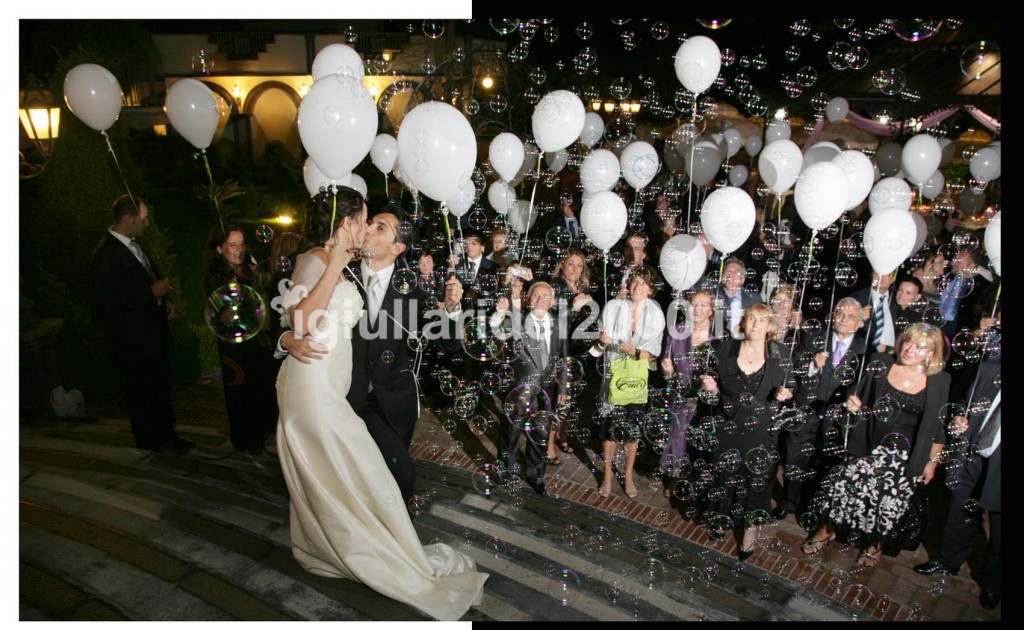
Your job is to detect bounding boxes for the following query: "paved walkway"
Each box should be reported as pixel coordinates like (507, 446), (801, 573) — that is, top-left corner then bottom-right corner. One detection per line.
(61, 381), (997, 622)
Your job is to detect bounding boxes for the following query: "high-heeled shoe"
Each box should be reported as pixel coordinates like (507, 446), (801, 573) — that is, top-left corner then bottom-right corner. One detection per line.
(738, 546), (755, 562)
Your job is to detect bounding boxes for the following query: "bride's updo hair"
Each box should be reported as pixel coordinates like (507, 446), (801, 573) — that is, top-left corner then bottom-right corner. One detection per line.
(300, 185), (365, 252)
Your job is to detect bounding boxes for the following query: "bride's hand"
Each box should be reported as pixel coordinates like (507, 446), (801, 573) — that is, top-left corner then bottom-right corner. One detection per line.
(326, 231), (354, 269)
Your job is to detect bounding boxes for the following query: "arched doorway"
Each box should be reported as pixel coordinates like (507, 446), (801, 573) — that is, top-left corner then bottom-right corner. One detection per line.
(243, 81), (302, 161)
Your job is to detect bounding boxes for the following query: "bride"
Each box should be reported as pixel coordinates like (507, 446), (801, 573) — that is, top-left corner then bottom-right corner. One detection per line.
(275, 187), (488, 620)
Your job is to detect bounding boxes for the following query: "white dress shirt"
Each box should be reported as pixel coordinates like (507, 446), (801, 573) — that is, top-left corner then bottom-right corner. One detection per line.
(466, 255), (483, 281)
(808, 332), (855, 376)
(109, 228), (155, 279)
(362, 261), (395, 320)
(527, 312), (552, 356)
(870, 289), (896, 348)
(977, 390), (1001, 458)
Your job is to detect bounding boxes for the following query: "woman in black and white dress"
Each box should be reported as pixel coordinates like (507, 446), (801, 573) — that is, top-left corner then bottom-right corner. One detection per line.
(801, 323), (950, 567)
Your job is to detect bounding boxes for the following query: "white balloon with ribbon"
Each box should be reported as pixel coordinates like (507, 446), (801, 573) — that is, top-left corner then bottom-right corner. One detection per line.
(794, 162), (849, 231)
(722, 128), (743, 159)
(863, 210), (916, 275)
(868, 177), (914, 215)
(699, 187), (756, 255)
(685, 139), (722, 188)
(370, 134), (398, 174)
(921, 170), (945, 201)
(545, 149), (569, 173)
(985, 211), (1001, 276)
(302, 158), (330, 197)
(831, 150), (874, 210)
(165, 78), (221, 150)
(508, 199), (539, 235)
(673, 35), (721, 94)
(581, 190), (628, 252)
(970, 147), (1001, 183)
(63, 63), (123, 132)
(659, 234), (707, 292)
(620, 141), (659, 190)
(348, 173), (368, 200)
(744, 134), (763, 157)
(764, 120), (791, 143)
(825, 97), (849, 122)
(728, 164), (749, 187)
(487, 180), (517, 215)
(901, 133), (942, 186)
(311, 43), (365, 82)
(580, 148), (621, 193)
(297, 74), (377, 180)
(758, 139), (803, 195)
(802, 141), (842, 172)
(533, 90), (586, 153)
(396, 101), (476, 202)
(445, 177), (477, 218)
(489, 132), (525, 183)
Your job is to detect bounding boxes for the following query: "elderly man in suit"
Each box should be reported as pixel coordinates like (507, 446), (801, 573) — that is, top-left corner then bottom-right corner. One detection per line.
(489, 281), (569, 495)
(715, 257), (763, 339)
(915, 359), (1001, 610)
(91, 194), (193, 454)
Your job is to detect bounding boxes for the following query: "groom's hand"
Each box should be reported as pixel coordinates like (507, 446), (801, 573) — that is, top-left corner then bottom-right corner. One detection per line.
(282, 331), (328, 364)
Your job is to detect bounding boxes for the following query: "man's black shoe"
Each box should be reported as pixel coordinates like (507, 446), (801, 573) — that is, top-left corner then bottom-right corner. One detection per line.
(913, 560), (956, 576)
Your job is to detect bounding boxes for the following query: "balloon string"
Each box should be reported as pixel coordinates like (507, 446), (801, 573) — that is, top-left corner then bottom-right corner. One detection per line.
(991, 281), (1001, 318)
(101, 130), (137, 210)
(783, 230), (816, 380)
(384, 172), (390, 200)
(200, 149), (226, 238)
(329, 187), (338, 237)
(441, 203), (454, 261)
(520, 153), (543, 261)
(603, 253), (608, 305)
(456, 212), (469, 277)
(776, 194), (783, 239)
(822, 221), (847, 344)
(844, 274), (880, 449)
(686, 137), (698, 232)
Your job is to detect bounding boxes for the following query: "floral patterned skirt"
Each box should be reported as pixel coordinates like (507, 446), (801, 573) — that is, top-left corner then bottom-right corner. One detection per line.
(817, 444), (923, 554)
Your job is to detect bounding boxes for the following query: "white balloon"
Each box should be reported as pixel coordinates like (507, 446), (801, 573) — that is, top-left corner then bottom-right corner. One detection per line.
(728, 164), (749, 187)
(578, 111), (605, 147)
(921, 170), (945, 200)
(445, 177), (476, 217)
(510, 142), (541, 187)
(825, 97), (849, 122)
(533, 90), (586, 153)
(165, 78), (220, 150)
(303, 158), (329, 197)
(580, 148), (621, 193)
(970, 147), (1001, 182)
(508, 200), (539, 235)
(758, 139), (803, 195)
(901, 134), (942, 185)
(672, 123), (699, 158)
(63, 63), (123, 132)
(297, 74), (377, 180)
(674, 35), (721, 94)
(831, 150), (875, 210)
(765, 120), (791, 143)
(348, 173), (368, 200)
(872, 160), (881, 183)
(489, 132), (525, 183)
(659, 234), (707, 292)
(938, 137), (956, 166)
(911, 211), (928, 255)
(311, 43), (365, 82)
(370, 134), (398, 175)
(863, 210), (916, 275)
(802, 141), (842, 172)
(700, 187), (756, 255)
(581, 190), (628, 252)
(545, 149), (569, 173)
(664, 142), (684, 173)
(396, 101), (476, 202)
(487, 180), (517, 215)
(985, 211), (1001, 276)
(876, 141), (903, 177)
(722, 128), (743, 159)
(795, 162), (849, 231)
(743, 134), (763, 157)
(868, 177), (914, 215)
(685, 140), (722, 188)
(620, 141), (660, 189)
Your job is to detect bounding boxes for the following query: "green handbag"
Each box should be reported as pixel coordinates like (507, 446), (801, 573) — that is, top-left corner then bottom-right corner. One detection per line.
(608, 357), (649, 406)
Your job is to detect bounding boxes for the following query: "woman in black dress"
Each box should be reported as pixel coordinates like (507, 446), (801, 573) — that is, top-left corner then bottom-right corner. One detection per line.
(205, 225), (279, 452)
(801, 323), (949, 567)
(696, 303), (794, 559)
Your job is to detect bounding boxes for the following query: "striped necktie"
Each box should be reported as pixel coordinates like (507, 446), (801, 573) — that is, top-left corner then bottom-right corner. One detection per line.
(871, 293), (885, 348)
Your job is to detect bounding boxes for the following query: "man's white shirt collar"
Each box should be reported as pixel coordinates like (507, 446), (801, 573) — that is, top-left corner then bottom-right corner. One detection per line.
(362, 260), (395, 287)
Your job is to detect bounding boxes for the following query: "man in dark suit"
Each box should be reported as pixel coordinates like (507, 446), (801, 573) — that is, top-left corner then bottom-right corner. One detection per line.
(775, 297), (867, 520)
(915, 360), (1001, 610)
(851, 270), (897, 355)
(715, 257), (763, 339)
(488, 281), (568, 495)
(938, 249), (993, 338)
(541, 194), (584, 254)
(279, 209), (464, 504)
(91, 195), (193, 454)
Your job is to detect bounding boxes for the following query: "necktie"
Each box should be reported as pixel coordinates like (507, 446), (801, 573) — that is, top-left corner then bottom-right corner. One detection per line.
(470, 260), (478, 280)
(130, 240), (155, 280)
(534, 317), (550, 367)
(832, 339), (847, 368)
(567, 218), (578, 240)
(367, 273), (382, 321)
(871, 294), (885, 348)
(976, 401), (1001, 451)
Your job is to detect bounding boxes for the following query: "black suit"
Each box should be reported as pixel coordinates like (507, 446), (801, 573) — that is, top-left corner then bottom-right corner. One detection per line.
(91, 232), (178, 449)
(778, 332), (868, 511)
(935, 360), (1000, 594)
(851, 286), (897, 351)
(347, 262), (461, 504)
(493, 309), (568, 488)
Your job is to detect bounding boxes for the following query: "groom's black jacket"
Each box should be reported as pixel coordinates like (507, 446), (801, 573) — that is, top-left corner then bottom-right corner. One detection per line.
(346, 262), (462, 445)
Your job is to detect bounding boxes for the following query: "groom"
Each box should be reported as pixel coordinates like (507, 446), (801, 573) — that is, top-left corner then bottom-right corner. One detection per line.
(279, 209), (465, 504)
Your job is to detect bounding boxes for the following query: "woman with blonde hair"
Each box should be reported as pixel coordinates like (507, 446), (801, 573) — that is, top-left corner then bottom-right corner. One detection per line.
(801, 323), (950, 568)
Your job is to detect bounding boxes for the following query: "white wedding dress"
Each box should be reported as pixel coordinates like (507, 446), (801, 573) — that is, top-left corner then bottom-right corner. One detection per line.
(275, 253), (488, 621)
